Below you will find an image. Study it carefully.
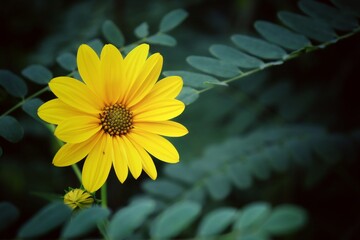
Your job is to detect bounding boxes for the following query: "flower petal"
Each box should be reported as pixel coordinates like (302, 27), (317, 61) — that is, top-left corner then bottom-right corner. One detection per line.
(132, 141), (157, 180)
(126, 53), (163, 107)
(139, 76), (183, 103)
(100, 44), (124, 104)
(38, 99), (85, 125)
(112, 136), (128, 183)
(128, 129), (179, 163)
(54, 116), (101, 143)
(134, 121), (188, 137)
(49, 77), (102, 114)
(122, 44), (149, 102)
(120, 135), (143, 179)
(53, 131), (103, 166)
(82, 133), (113, 192)
(133, 99), (185, 122)
(77, 44), (103, 97)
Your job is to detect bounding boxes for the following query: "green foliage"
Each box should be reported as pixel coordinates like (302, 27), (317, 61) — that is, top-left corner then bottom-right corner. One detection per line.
(107, 199), (155, 239)
(102, 20), (125, 48)
(0, 0), (359, 239)
(21, 65), (53, 85)
(61, 206), (110, 239)
(0, 70), (27, 98)
(159, 9), (188, 32)
(56, 53), (77, 71)
(0, 116), (24, 143)
(150, 201), (201, 239)
(18, 202), (71, 238)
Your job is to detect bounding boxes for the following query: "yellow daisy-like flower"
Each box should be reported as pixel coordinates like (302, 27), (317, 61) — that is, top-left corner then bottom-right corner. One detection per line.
(64, 188), (94, 210)
(38, 43), (188, 192)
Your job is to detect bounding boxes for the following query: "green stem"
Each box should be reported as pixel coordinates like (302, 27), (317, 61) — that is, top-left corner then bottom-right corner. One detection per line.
(71, 164), (82, 184)
(101, 183), (108, 208)
(0, 86), (49, 117)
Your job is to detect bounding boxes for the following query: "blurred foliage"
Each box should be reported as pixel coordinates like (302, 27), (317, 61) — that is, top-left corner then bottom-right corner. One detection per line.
(1, 0), (360, 239)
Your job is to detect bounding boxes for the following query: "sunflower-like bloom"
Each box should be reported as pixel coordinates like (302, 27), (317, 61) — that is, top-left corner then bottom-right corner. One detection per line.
(38, 43), (188, 192)
(64, 188), (94, 210)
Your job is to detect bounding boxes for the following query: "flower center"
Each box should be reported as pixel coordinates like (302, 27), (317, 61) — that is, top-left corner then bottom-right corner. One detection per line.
(99, 103), (133, 136)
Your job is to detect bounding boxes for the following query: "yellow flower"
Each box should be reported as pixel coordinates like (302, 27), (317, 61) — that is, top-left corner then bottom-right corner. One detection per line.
(64, 188), (94, 210)
(38, 43), (188, 192)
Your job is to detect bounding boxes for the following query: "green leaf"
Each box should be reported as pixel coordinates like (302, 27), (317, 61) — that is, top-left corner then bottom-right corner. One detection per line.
(108, 199), (155, 239)
(187, 56), (240, 78)
(177, 87), (199, 105)
(22, 98), (44, 122)
(134, 22), (149, 38)
(197, 208), (237, 237)
(164, 163), (198, 184)
(254, 21), (311, 50)
(204, 173), (231, 200)
(299, 0), (358, 31)
(61, 206), (110, 239)
(263, 145), (288, 172)
(0, 70), (27, 97)
(231, 34), (287, 60)
(183, 186), (207, 204)
(247, 153), (271, 180)
(56, 52), (77, 71)
(227, 162), (252, 189)
(278, 11), (337, 42)
(263, 205), (307, 235)
(286, 139), (312, 167)
(210, 44), (265, 69)
(0, 116), (24, 143)
(151, 201), (201, 239)
(87, 39), (104, 56)
(233, 202), (271, 231)
(142, 179), (184, 199)
(21, 64), (53, 85)
(101, 20), (125, 47)
(18, 202), (71, 238)
(227, 106), (259, 133)
(0, 202), (19, 232)
(159, 9), (188, 32)
(146, 33), (177, 46)
(163, 70), (226, 89)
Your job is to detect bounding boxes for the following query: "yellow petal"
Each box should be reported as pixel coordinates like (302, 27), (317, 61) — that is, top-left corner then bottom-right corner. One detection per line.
(120, 135), (143, 179)
(132, 141), (157, 180)
(122, 44), (149, 102)
(112, 136), (128, 183)
(139, 76), (183, 104)
(54, 116), (101, 143)
(134, 121), (188, 137)
(38, 99), (84, 125)
(53, 131), (102, 166)
(100, 44), (124, 104)
(77, 44), (103, 98)
(126, 53), (163, 107)
(82, 133), (113, 192)
(128, 129), (179, 163)
(133, 99), (185, 122)
(49, 77), (102, 114)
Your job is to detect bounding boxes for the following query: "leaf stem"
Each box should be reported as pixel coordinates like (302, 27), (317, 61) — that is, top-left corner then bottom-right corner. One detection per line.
(101, 183), (108, 208)
(196, 26), (360, 95)
(0, 86), (49, 117)
(71, 164), (82, 184)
